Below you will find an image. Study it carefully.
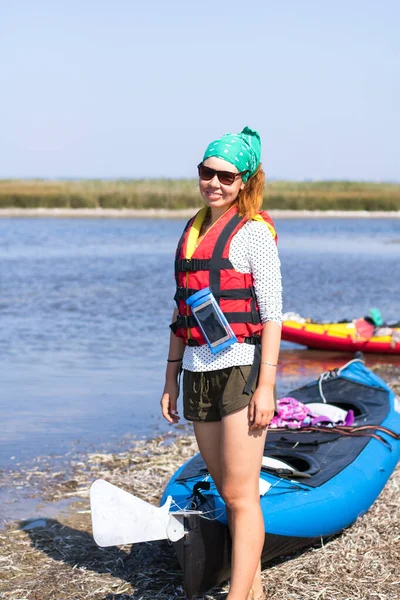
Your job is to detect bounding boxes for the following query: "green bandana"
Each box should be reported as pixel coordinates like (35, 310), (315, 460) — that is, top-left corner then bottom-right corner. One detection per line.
(202, 126), (261, 182)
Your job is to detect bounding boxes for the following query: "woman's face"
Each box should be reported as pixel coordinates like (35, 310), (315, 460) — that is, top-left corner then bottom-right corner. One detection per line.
(199, 157), (245, 210)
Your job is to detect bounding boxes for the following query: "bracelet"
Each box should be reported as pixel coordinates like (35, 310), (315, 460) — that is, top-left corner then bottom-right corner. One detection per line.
(167, 358), (183, 363)
(260, 361), (278, 367)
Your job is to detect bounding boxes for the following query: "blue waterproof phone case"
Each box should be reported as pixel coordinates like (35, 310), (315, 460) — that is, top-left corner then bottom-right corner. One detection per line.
(186, 287), (238, 354)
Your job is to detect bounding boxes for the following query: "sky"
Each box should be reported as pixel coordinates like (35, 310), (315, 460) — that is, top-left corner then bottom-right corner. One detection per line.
(1, 1), (399, 181)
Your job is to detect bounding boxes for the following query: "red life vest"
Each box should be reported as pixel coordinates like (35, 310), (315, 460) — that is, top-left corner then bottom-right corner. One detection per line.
(173, 204), (277, 346)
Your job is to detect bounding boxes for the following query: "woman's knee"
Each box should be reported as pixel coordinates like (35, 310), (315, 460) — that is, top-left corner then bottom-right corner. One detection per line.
(221, 483), (259, 511)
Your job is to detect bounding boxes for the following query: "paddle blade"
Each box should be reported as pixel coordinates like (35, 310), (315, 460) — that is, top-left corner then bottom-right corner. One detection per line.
(90, 479), (172, 546)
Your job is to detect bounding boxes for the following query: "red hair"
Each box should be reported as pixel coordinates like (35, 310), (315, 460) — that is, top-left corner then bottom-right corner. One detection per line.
(236, 164), (265, 218)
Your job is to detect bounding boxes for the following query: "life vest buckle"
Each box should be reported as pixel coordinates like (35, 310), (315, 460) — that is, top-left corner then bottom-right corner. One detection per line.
(177, 314), (191, 328)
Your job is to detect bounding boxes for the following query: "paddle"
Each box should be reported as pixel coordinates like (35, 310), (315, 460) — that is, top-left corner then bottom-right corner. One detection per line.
(90, 479), (185, 546)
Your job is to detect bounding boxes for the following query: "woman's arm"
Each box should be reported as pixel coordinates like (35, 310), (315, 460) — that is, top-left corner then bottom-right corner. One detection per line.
(248, 321), (281, 431)
(160, 307), (185, 424)
(259, 320), (281, 387)
(245, 221), (283, 430)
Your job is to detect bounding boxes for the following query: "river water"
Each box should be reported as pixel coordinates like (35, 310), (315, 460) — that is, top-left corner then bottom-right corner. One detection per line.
(1, 217), (399, 470)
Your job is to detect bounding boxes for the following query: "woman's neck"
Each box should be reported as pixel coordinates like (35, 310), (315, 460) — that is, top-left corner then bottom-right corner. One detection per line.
(209, 203), (235, 225)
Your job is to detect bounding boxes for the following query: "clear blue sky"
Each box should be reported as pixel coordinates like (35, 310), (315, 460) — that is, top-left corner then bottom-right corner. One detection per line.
(1, 1), (399, 180)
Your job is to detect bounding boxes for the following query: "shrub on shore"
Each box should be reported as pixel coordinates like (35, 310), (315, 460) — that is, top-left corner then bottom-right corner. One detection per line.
(0, 179), (399, 211)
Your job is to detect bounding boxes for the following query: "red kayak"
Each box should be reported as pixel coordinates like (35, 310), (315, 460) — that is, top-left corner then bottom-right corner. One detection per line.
(282, 315), (400, 354)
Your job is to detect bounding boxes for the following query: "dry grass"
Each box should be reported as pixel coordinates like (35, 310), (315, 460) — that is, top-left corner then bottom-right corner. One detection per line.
(0, 179), (399, 211)
(0, 366), (399, 600)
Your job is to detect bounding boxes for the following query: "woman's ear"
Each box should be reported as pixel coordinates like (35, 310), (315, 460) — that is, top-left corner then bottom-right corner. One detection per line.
(240, 181), (245, 190)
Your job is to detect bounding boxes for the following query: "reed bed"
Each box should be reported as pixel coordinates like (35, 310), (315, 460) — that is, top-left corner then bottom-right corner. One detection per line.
(0, 364), (399, 600)
(0, 179), (399, 211)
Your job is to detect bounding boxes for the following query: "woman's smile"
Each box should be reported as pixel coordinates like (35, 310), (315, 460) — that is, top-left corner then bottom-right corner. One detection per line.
(205, 189), (223, 200)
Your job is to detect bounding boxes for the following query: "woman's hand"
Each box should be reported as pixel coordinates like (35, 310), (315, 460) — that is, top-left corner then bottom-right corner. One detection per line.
(160, 380), (181, 424)
(248, 384), (275, 431)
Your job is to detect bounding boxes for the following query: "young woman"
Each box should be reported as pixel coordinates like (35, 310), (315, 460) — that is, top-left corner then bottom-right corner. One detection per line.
(160, 126), (282, 600)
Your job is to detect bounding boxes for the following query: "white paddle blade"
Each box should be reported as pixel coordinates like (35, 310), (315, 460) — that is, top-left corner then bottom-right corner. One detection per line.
(90, 479), (172, 546)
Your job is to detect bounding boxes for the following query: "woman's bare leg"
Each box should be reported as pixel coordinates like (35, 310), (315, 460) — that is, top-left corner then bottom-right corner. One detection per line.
(221, 407), (267, 600)
(193, 421), (223, 486)
(194, 416), (266, 600)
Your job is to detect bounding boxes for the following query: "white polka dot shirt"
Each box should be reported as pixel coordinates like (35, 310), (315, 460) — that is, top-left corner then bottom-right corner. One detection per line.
(182, 220), (283, 372)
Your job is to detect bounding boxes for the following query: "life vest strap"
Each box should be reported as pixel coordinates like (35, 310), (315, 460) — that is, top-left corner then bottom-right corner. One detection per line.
(185, 335), (261, 347)
(176, 257), (233, 272)
(174, 286), (256, 302)
(243, 344), (260, 395)
(176, 311), (261, 330)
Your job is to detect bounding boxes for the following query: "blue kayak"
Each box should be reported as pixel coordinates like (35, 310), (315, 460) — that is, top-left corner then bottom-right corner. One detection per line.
(161, 359), (400, 598)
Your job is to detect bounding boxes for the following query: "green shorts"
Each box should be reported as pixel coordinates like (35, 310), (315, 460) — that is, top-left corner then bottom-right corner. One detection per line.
(183, 365), (277, 422)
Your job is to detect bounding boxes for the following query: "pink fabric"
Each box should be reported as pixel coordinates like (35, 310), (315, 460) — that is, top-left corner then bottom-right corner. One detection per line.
(270, 397), (354, 429)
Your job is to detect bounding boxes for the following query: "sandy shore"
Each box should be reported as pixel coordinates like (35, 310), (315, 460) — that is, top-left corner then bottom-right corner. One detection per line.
(1, 207), (400, 219)
(1, 364), (399, 600)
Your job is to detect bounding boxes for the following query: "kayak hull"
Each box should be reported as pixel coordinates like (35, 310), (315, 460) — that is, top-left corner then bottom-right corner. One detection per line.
(282, 320), (400, 354)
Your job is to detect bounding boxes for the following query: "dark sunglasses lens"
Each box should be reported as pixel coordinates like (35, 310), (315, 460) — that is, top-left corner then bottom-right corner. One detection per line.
(198, 165), (215, 180)
(198, 164), (237, 185)
(218, 172), (236, 185)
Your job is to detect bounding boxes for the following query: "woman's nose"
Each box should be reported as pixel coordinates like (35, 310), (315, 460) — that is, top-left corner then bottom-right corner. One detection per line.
(208, 174), (220, 188)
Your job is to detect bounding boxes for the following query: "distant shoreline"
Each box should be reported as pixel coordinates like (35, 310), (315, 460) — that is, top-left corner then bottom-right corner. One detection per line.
(1, 208), (400, 219)
(2, 179), (399, 212)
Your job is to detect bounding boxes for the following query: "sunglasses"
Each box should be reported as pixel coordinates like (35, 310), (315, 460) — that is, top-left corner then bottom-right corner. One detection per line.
(197, 162), (248, 186)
